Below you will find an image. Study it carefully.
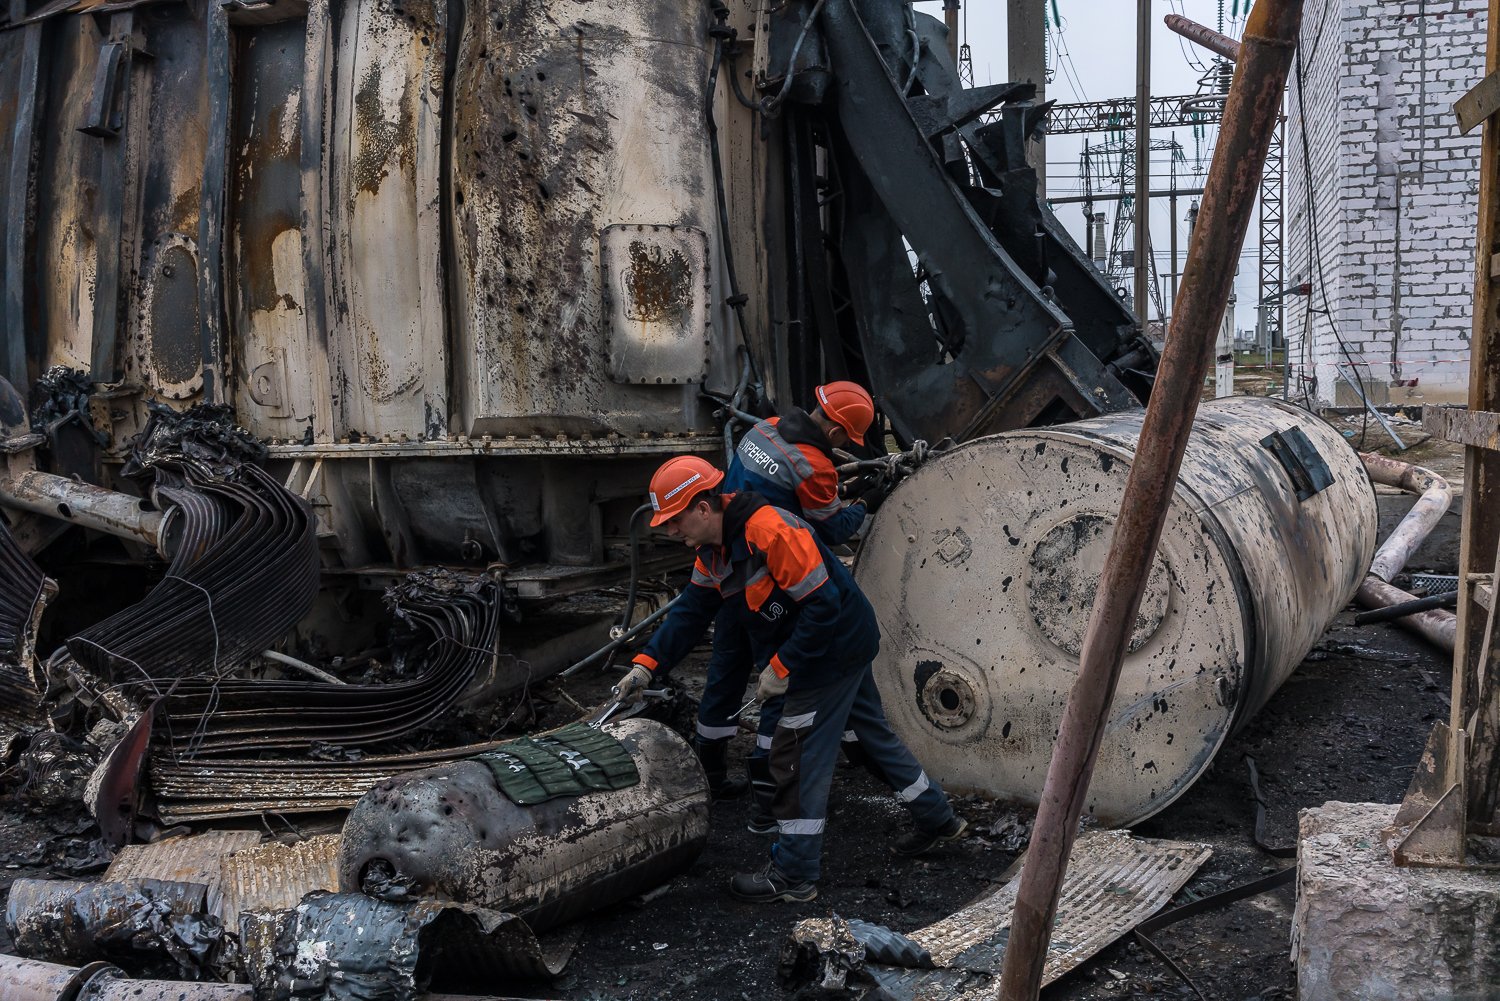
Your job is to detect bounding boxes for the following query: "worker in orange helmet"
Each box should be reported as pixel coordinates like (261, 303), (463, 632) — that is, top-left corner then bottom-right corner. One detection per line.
(704, 380), (888, 825)
(613, 455), (965, 903)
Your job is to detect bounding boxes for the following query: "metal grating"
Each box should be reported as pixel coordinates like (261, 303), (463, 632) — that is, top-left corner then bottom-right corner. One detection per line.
(868, 831), (1213, 996)
(103, 830), (262, 919)
(149, 739), (506, 823)
(218, 834), (343, 928)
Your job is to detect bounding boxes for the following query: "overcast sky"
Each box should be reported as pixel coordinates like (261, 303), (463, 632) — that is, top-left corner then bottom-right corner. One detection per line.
(911, 1), (1262, 330)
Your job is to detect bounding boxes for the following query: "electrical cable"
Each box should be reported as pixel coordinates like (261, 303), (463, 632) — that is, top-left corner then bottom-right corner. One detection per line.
(705, 1), (763, 392)
(614, 503), (654, 635)
(1292, 40), (1379, 439)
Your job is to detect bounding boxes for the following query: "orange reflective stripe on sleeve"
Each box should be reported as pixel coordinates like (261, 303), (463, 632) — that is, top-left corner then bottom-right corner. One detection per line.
(745, 508), (829, 601)
(632, 653), (659, 672)
(770, 652), (790, 678)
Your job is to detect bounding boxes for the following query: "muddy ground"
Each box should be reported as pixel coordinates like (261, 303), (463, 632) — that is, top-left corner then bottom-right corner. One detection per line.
(0, 610), (1447, 1000)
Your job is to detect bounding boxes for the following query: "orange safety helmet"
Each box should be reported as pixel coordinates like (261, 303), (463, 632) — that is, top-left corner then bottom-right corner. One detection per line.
(647, 455), (725, 527)
(814, 381), (875, 446)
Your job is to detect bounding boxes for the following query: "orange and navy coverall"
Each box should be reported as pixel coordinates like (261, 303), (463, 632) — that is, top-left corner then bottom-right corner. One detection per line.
(700, 409), (869, 760)
(629, 493), (955, 882)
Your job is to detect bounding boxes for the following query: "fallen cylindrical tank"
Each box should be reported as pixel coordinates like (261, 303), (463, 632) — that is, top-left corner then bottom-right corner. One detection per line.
(856, 396), (1377, 826)
(337, 718), (708, 930)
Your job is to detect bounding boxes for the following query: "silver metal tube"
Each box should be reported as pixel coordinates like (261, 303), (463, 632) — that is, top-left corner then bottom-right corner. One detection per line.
(1360, 453), (1453, 583)
(1354, 452), (1457, 652)
(0, 469), (166, 551)
(1356, 575), (1456, 653)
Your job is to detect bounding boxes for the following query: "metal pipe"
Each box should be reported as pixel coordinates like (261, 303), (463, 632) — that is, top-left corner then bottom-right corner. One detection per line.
(262, 648), (347, 685)
(1133, 0), (1150, 322)
(1356, 576), (1457, 652)
(1353, 452), (1458, 652)
(1359, 453), (1453, 582)
(997, 3), (1303, 997)
(1164, 12), (1243, 62)
(558, 596), (679, 678)
(0, 469), (167, 552)
(1353, 590), (1458, 625)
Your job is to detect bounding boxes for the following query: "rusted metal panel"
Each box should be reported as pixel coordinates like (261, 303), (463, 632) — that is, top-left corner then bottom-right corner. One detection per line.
(328, 0), (447, 440)
(103, 830), (262, 918)
(148, 740), (508, 823)
(35, 18), (108, 375)
(337, 718), (709, 932)
(599, 224), (711, 385)
(217, 834), (341, 929)
(117, 6), (210, 401)
(229, 9), (335, 441)
(869, 832), (1212, 995)
(857, 396), (1375, 826)
(448, 0), (718, 437)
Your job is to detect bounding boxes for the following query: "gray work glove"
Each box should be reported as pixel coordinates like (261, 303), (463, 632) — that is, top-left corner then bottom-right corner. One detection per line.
(614, 664), (653, 701)
(757, 664), (789, 702)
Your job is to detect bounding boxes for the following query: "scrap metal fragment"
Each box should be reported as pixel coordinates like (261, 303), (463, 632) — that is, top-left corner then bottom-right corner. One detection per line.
(0, 954), (252, 1001)
(782, 832), (1212, 999)
(218, 835), (342, 929)
(68, 405), (315, 685)
(5, 877), (236, 980)
(103, 830), (263, 918)
(239, 892), (572, 1000)
(157, 569), (497, 756)
(147, 741), (508, 823)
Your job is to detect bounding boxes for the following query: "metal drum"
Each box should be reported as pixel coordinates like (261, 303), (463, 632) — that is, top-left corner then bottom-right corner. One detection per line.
(856, 397), (1377, 825)
(337, 718), (709, 931)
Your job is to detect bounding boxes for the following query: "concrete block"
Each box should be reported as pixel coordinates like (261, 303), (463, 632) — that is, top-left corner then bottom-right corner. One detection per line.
(1294, 802), (1500, 1000)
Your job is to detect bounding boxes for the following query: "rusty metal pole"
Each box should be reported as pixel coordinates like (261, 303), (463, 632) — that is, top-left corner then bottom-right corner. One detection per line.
(995, 3), (1302, 998)
(1164, 12), (1243, 62)
(1133, 0), (1151, 323)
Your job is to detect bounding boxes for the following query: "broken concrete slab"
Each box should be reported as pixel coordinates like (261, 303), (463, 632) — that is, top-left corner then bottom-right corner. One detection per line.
(1294, 801), (1500, 999)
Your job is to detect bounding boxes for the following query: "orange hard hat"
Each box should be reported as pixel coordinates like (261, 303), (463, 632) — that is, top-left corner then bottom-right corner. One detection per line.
(814, 381), (875, 445)
(647, 456), (725, 527)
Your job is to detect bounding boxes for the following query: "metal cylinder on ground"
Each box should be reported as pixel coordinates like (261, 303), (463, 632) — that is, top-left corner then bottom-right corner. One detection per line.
(856, 396), (1377, 826)
(337, 718), (709, 931)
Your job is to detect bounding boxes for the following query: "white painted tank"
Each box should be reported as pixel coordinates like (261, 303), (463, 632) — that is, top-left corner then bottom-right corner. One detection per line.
(856, 397), (1377, 826)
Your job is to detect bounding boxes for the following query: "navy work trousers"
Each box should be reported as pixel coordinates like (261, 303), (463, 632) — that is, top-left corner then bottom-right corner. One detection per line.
(697, 603), (780, 754)
(767, 660), (955, 882)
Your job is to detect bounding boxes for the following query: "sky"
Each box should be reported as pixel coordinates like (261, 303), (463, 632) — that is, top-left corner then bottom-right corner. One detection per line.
(911, 0), (1263, 330)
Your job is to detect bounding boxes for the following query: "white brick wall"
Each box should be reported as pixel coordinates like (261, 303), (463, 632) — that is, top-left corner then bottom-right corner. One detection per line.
(1284, 0), (1481, 407)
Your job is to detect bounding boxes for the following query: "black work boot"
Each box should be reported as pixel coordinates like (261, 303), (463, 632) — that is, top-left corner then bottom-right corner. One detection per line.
(746, 754), (777, 834)
(693, 736), (748, 800)
(892, 815), (968, 857)
(729, 861), (817, 903)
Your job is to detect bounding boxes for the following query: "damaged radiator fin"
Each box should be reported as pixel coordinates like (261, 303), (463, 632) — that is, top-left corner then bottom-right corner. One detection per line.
(66, 464), (318, 683)
(103, 830), (262, 919)
(0, 516), (54, 756)
(148, 740), (507, 823)
(867, 832), (1212, 996)
(0, 513), (51, 665)
(157, 571), (499, 756)
(217, 834), (342, 929)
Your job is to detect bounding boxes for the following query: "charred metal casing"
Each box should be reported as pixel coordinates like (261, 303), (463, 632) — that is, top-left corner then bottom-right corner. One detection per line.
(0, 0), (772, 576)
(337, 718), (709, 931)
(856, 397), (1377, 826)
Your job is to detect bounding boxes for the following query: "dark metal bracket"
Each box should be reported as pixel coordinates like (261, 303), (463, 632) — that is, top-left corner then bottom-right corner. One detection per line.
(1261, 425), (1335, 501)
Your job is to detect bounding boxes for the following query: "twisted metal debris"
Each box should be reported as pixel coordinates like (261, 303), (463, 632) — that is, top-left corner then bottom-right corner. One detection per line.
(66, 407), (315, 685)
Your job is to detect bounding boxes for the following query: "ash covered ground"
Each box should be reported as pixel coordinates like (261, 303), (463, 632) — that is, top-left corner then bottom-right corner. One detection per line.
(0, 611), (1446, 1000)
(532, 614), (1445, 1001)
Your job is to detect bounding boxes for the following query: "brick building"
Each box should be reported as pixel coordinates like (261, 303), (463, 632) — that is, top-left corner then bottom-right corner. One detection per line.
(1284, 0), (1483, 407)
